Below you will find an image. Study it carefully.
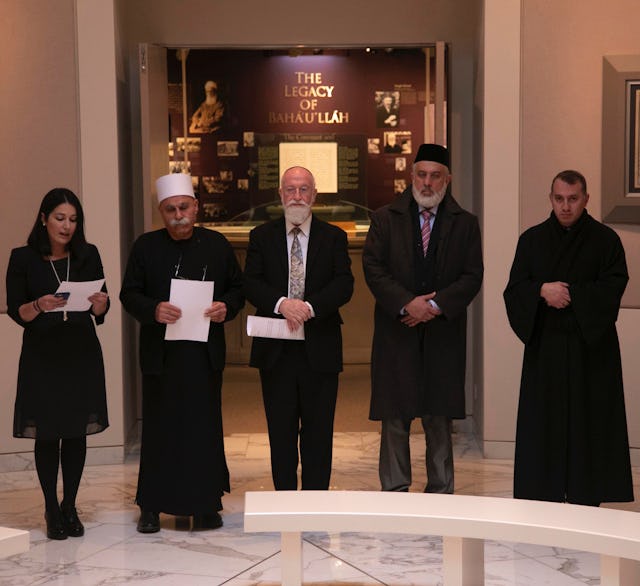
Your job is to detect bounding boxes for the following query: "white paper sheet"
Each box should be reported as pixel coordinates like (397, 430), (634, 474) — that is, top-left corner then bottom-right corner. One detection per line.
(165, 278), (214, 342)
(246, 315), (305, 340)
(51, 279), (105, 312)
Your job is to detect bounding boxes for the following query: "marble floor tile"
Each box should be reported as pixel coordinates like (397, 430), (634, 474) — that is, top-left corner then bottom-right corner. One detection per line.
(0, 431), (637, 586)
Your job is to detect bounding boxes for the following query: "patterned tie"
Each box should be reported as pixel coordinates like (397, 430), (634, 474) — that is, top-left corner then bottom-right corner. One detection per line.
(289, 227), (305, 299)
(421, 209), (431, 256)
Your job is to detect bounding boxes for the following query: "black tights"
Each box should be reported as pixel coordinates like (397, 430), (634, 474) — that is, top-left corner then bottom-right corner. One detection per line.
(34, 437), (87, 512)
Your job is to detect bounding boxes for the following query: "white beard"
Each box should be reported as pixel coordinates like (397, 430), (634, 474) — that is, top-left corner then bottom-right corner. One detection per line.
(412, 185), (446, 209)
(284, 203), (311, 225)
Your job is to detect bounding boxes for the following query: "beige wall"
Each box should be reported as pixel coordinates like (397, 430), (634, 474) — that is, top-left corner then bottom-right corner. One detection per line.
(1, 0), (83, 464)
(0, 0), (80, 470)
(521, 2), (640, 307)
(479, 0), (522, 457)
(0, 1), (125, 469)
(514, 0), (640, 461)
(1, 0), (81, 310)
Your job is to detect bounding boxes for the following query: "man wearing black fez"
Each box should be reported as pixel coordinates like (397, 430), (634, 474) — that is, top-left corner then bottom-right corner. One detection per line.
(363, 144), (483, 493)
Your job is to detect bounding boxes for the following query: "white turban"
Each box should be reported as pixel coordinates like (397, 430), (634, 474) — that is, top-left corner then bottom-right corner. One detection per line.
(156, 173), (195, 204)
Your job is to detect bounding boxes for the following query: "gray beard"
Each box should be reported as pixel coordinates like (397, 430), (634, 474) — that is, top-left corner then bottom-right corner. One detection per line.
(284, 204), (311, 225)
(412, 185), (446, 209)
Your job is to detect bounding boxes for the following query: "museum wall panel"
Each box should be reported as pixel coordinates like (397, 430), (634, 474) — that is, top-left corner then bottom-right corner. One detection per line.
(165, 48), (431, 222)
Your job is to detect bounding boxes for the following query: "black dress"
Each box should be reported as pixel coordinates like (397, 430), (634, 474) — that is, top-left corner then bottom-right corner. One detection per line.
(6, 245), (109, 440)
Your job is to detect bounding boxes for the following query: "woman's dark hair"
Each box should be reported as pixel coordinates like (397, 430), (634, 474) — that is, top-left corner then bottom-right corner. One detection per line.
(27, 188), (87, 257)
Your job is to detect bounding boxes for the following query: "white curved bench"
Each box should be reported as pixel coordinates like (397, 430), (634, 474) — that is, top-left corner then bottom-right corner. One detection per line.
(244, 490), (640, 586)
(0, 526), (29, 559)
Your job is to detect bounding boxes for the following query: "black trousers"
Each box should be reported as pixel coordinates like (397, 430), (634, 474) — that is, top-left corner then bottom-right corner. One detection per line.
(259, 341), (338, 490)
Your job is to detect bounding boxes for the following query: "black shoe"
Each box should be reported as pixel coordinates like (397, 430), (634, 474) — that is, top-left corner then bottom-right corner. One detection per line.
(136, 510), (160, 533)
(192, 512), (223, 530)
(45, 508), (68, 540)
(60, 503), (84, 537)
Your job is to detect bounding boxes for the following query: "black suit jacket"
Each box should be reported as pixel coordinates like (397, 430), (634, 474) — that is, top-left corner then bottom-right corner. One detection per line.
(244, 215), (354, 373)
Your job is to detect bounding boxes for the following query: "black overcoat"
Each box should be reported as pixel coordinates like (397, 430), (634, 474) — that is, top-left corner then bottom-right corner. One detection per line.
(363, 189), (483, 420)
(504, 211), (633, 504)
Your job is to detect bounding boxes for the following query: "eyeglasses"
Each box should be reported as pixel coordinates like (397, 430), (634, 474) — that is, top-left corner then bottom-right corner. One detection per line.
(283, 185), (312, 197)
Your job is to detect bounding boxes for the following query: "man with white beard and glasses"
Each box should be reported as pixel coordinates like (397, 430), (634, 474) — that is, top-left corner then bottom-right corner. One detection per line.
(244, 166), (354, 490)
(363, 144), (483, 494)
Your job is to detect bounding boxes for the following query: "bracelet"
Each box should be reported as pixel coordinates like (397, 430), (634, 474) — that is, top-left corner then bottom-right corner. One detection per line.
(33, 299), (42, 313)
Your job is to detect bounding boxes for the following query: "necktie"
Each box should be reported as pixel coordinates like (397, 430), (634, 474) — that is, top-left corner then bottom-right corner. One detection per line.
(421, 210), (431, 256)
(289, 227), (305, 299)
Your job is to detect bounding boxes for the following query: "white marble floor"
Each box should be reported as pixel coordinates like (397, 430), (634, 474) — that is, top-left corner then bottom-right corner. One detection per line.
(0, 431), (638, 585)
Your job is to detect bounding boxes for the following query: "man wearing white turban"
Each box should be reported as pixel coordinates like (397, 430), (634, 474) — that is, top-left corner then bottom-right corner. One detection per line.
(120, 173), (244, 533)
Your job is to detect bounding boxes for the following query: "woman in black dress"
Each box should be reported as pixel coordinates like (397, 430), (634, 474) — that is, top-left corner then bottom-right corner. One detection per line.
(6, 188), (109, 540)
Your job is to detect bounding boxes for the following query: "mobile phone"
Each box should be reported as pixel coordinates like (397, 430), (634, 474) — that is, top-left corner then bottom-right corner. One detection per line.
(55, 292), (71, 300)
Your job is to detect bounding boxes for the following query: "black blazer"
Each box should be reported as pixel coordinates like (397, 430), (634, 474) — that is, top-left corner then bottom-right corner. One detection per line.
(244, 215), (354, 373)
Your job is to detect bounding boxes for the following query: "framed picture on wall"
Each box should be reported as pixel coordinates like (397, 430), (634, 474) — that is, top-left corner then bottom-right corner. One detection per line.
(601, 55), (640, 223)
(627, 82), (640, 194)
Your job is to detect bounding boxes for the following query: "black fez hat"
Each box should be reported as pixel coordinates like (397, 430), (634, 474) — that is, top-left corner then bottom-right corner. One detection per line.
(414, 143), (450, 168)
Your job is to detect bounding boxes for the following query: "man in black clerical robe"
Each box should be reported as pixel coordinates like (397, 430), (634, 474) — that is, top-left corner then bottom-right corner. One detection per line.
(120, 173), (244, 533)
(504, 169), (633, 506)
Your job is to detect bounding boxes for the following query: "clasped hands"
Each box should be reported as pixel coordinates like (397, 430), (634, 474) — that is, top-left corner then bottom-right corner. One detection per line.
(155, 300), (227, 324)
(279, 298), (311, 332)
(540, 281), (571, 309)
(401, 292), (441, 327)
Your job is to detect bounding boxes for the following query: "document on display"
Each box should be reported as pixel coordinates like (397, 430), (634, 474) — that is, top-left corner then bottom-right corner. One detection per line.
(51, 279), (105, 312)
(165, 278), (214, 342)
(246, 315), (305, 340)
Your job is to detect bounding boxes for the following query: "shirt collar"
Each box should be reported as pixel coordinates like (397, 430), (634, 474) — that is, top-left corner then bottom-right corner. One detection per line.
(419, 204), (439, 216)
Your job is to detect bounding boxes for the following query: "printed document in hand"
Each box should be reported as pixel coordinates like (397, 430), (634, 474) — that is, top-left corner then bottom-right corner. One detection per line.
(165, 278), (214, 342)
(52, 279), (105, 312)
(246, 315), (305, 340)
